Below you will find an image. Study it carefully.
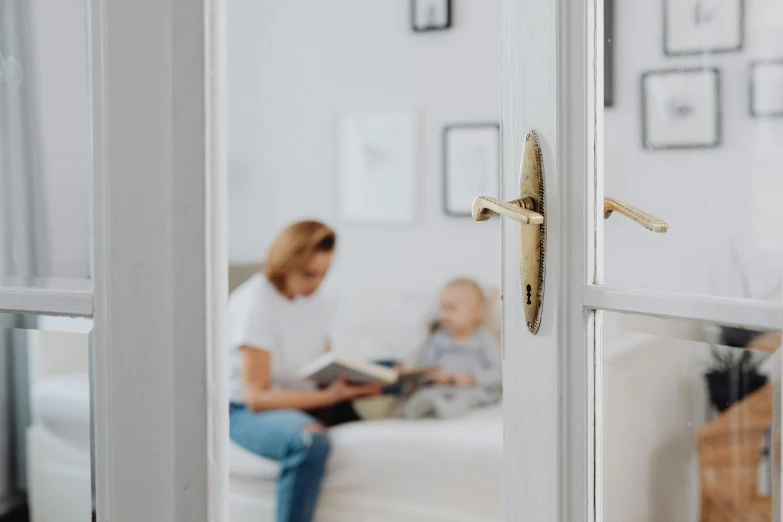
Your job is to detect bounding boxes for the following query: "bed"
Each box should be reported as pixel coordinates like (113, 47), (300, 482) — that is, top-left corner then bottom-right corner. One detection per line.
(28, 373), (501, 522)
(26, 272), (503, 522)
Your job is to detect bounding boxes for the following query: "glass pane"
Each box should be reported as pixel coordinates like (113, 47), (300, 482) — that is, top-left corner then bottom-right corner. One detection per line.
(0, 0), (92, 281)
(0, 314), (93, 521)
(602, 0), (782, 301)
(601, 311), (781, 522)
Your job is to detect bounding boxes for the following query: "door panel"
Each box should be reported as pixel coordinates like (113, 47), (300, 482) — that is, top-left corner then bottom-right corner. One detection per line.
(596, 1), (783, 522)
(601, 311), (780, 522)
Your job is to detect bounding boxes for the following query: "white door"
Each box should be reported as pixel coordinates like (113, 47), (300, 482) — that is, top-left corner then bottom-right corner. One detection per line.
(481, 0), (783, 521)
(1, 1), (225, 521)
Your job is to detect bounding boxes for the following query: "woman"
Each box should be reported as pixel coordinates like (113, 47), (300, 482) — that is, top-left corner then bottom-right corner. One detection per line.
(228, 221), (380, 522)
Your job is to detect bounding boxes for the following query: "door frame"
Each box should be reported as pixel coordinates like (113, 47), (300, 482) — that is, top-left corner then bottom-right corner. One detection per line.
(89, 0), (227, 521)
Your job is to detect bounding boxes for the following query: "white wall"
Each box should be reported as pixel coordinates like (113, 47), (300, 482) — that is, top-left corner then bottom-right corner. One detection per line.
(604, 0), (783, 301)
(227, 0), (501, 296)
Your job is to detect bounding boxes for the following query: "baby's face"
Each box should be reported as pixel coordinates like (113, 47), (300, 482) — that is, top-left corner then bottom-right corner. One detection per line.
(438, 285), (483, 336)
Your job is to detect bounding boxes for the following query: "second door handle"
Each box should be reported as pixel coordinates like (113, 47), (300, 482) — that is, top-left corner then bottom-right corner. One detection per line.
(472, 195), (668, 233)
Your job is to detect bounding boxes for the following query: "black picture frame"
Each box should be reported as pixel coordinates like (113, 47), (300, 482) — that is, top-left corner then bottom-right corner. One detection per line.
(411, 0), (452, 33)
(641, 67), (722, 151)
(604, 0), (614, 107)
(749, 60), (783, 118)
(442, 122), (500, 217)
(663, 0), (744, 56)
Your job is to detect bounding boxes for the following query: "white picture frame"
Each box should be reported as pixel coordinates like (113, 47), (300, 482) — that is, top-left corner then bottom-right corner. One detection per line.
(750, 60), (783, 118)
(339, 112), (416, 224)
(443, 123), (500, 217)
(664, 0), (744, 55)
(642, 68), (721, 150)
(411, 0), (452, 32)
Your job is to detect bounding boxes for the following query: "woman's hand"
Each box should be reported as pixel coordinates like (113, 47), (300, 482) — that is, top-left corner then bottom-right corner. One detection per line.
(452, 372), (476, 387)
(429, 371), (476, 386)
(429, 371), (455, 386)
(327, 376), (383, 403)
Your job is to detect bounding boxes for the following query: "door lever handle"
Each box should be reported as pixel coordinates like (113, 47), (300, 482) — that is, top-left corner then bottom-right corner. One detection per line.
(472, 195), (544, 224)
(471, 130), (547, 334)
(604, 197), (668, 233)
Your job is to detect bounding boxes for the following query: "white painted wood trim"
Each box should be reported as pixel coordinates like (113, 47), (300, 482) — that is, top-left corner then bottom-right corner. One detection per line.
(560, 0), (599, 521)
(90, 1), (223, 521)
(205, 0), (229, 520)
(0, 280), (92, 317)
(500, 0), (590, 519)
(584, 285), (783, 331)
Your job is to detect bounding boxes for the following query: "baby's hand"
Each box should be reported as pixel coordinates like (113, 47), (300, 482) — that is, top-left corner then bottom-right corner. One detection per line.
(429, 371), (454, 386)
(452, 373), (476, 387)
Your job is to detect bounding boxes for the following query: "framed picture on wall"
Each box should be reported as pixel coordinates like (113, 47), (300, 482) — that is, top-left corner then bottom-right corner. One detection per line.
(411, 0), (452, 32)
(641, 68), (721, 150)
(750, 60), (783, 118)
(339, 112), (417, 223)
(443, 123), (500, 217)
(664, 0), (744, 55)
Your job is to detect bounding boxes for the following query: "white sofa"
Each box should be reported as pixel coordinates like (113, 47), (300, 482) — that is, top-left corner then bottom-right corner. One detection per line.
(27, 282), (503, 522)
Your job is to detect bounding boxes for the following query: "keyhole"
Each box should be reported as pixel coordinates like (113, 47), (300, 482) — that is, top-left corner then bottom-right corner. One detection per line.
(526, 284), (532, 305)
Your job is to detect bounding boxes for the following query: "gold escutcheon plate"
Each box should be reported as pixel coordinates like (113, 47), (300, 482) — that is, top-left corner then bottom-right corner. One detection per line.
(520, 131), (545, 334)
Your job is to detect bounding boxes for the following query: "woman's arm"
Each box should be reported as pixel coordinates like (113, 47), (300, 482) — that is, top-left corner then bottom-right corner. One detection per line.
(240, 346), (380, 412)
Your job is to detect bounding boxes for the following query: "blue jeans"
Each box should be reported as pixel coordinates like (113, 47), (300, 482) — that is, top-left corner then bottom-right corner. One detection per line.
(229, 405), (330, 522)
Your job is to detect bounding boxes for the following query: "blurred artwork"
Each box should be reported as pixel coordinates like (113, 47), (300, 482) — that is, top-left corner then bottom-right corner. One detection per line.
(642, 68), (721, 150)
(411, 0), (451, 32)
(339, 112), (416, 223)
(665, 0), (743, 55)
(442, 124), (499, 217)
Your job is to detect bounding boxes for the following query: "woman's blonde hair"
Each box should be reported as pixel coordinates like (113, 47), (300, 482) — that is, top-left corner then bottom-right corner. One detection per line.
(264, 220), (336, 292)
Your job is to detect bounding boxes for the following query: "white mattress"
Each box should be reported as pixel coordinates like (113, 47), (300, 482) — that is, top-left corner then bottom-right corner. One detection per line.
(33, 374), (502, 517)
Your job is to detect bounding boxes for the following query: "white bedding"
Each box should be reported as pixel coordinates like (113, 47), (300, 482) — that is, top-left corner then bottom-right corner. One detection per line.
(33, 374), (502, 518)
(324, 405), (502, 517)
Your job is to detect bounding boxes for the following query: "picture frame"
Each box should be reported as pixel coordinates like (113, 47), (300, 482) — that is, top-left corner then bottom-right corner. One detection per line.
(411, 0), (452, 33)
(663, 0), (744, 56)
(641, 68), (722, 150)
(339, 112), (417, 224)
(604, 0), (614, 107)
(750, 60), (783, 118)
(442, 123), (500, 217)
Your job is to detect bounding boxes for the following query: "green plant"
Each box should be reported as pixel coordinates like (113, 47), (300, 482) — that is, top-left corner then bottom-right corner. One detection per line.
(707, 346), (766, 375)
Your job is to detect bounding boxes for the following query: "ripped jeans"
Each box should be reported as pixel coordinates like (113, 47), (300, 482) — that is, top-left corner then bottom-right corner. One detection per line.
(229, 405), (330, 522)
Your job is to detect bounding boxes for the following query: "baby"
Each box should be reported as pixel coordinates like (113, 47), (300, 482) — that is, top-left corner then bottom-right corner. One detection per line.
(403, 279), (502, 419)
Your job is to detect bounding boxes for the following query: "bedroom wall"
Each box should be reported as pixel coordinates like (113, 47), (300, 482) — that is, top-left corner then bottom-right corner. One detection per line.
(227, 0), (502, 297)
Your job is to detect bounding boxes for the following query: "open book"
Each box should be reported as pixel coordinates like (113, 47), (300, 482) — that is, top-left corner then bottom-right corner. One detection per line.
(298, 352), (435, 387)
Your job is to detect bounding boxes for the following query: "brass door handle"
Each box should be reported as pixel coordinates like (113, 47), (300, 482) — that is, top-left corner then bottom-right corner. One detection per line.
(472, 196), (544, 224)
(472, 130), (546, 335)
(604, 197), (668, 233)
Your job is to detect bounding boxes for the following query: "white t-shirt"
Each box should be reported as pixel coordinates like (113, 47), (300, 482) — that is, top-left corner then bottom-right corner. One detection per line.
(228, 274), (330, 404)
